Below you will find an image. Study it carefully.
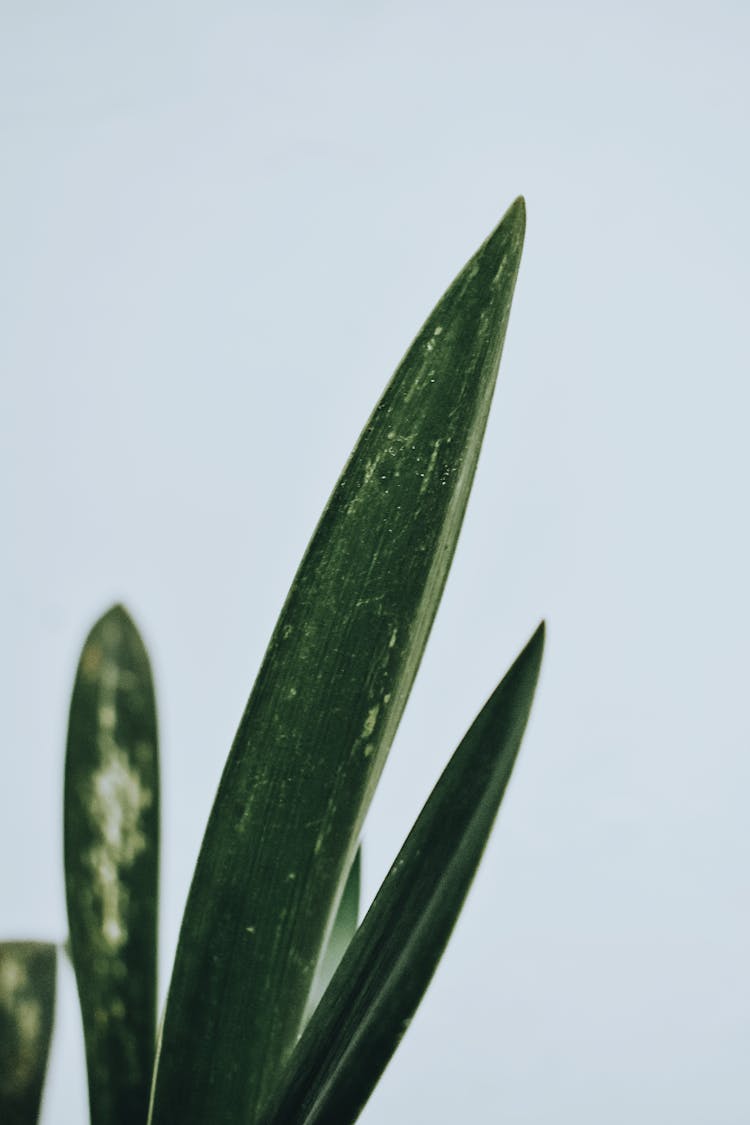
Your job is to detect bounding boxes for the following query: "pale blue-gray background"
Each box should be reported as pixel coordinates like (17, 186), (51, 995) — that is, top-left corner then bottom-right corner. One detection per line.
(2, 2), (749, 1121)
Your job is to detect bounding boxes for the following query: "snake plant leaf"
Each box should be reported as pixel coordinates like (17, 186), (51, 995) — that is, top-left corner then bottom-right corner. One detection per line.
(149, 197), (526, 1125)
(304, 847), (361, 1022)
(260, 624), (544, 1125)
(64, 605), (159, 1125)
(0, 942), (57, 1125)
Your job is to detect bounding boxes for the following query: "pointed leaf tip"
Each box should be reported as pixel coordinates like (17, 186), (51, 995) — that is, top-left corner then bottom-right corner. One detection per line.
(495, 194), (525, 245)
(94, 603), (140, 640)
(488, 620), (545, 732)
(259, 625), (544, 1125)
(528, 619), (545, 658)
(483, 194), (525, 259)
(151, 199), (527, 1125)
(65, 605), (159, 1125)
(108, 602), (132, 623)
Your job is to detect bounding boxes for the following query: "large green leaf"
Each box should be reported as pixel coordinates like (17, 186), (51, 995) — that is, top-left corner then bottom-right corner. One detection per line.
(64, 605), (159, 1125)
(150, 197), (526, 1125)
(0, 942), (56, 1125)
(259, 624), (544, 1125)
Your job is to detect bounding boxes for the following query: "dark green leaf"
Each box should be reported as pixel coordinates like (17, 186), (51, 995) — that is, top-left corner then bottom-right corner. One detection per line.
(65, 605), (159, 1125)
(0, 942), (56, 1125)
(261, 624), (544, 1125)
(304, 847), (361, 1022)
(150, 198), (526, 1125)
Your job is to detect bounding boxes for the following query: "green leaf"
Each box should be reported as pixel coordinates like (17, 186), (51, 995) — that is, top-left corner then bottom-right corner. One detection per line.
(150, 197), (526, 1125)
(260, 624), (544, 1125)
(64, 605), (159, 1125)
(304, 847), (361, 1022)
(0, 942), (57, 1125)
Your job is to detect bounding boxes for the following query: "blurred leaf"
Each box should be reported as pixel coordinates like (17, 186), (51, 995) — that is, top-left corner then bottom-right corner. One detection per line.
(65, 605), (159, 1125)
(261, 624), (544, 1125)
(150, 197), (526, 1125)
(0, 942), (56, 1125)
(304, 847), (361, 1022)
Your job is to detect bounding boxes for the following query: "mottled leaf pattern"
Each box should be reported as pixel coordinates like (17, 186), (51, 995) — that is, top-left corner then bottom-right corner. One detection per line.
(65, 605), (159, 1125)
(0, 942), (56, 1125)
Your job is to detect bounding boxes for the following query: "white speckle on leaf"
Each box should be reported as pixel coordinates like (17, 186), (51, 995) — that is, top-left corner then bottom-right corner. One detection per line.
(0, 956), (26, 994)
(99, 703), (116, 731)
(101, 913), (126, 947)
(388, 628), (398, 650)
(90, 748), (151, 863)
(100, 661), (121, 692)
(87, 657), (153, 951)
(419, 441), (441, 495)
(16, 998), (41, 1041)
(110, 998), (125, 1019)
(0, 954), (42, 1092)
(426, 324), (444, 350)
(493, 257), (507, 285)
(360, 705), (379, 740)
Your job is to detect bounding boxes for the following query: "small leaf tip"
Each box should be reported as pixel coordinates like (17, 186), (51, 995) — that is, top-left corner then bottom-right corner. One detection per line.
(107, 601), (132, 621)
(84, 602), (145, 658)
(98, 602), (139, 633)
(507, 194), (526, 231)
(519, 619), (545, 673)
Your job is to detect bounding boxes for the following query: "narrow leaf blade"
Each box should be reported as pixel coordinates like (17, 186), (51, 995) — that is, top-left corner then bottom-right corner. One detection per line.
(0, 942), (57, 1125)
(150, 198), (526, 1125)
(261, 624), (544, 1125)
(65, 605), (159, 1125)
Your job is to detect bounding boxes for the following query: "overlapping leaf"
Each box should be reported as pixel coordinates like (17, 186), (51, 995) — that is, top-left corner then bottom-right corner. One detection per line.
(65, 605), (159, 1125)
(0, 942), (57, 1125)
(260, 624), (544, 1125)
(304, 847), (361, 1022)
(150, 198), (526, 1125)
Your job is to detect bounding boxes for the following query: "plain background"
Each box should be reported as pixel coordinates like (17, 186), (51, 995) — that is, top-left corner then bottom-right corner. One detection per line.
(2, 2), (749, 1121)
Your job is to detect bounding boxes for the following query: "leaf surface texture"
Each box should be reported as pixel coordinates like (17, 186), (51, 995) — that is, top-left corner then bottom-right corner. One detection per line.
(150, 199), (526, 1125)
(65, 605), (159, 1125)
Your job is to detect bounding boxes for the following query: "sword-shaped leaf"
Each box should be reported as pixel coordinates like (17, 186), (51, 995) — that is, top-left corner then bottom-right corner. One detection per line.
(65, 605), (159, 1125)
(0, 941), (57, 1125)
(261, 624), (544, 1125)
(150, 197), (526, 1125)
